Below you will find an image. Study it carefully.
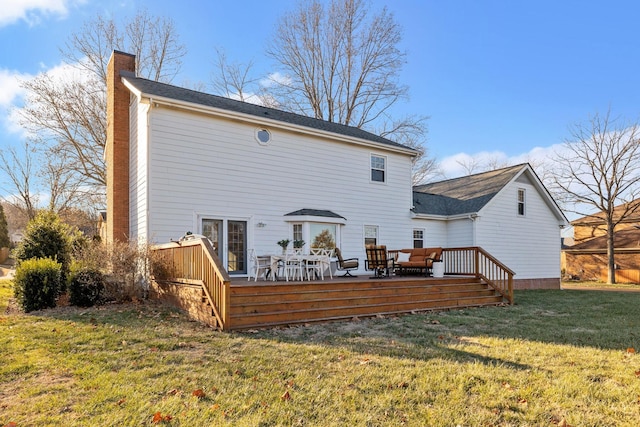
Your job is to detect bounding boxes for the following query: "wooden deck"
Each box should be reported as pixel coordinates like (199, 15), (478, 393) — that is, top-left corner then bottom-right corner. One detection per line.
(151, 241), (513, 331)
(221, 275), (502, 329)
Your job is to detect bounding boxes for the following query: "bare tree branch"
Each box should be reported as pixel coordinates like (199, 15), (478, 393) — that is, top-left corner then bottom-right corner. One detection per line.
(550, 110), (640, 283)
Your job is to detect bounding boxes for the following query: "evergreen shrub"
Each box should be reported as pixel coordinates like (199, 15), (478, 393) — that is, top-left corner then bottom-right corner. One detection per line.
(13, 258), (62, 312)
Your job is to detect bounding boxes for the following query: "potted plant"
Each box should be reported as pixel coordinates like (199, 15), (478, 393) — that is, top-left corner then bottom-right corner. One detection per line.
(293, 239), (305, 249)
(277, 239), (290, 254)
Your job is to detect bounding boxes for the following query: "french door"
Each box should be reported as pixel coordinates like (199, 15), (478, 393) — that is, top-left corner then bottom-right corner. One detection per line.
(201, 218), (247, 275)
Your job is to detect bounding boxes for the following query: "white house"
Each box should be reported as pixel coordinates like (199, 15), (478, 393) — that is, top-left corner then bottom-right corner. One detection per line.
(106, 51), (567, 288)
(107, 51), (418, 275)
(412, 165), (568, 289)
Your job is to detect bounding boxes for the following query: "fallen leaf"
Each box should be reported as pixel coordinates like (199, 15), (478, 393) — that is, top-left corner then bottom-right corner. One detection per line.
(430, 319), (440, 324)
(397, 381), (409, 388)
(4, 422), (18, 427)
(281, 390), (291, 401)
(151, 412), (172, 423)
(359, 358), (371, 365)
(635, 370), (640, 378)
(627, 347), (636, 354)
(192, 389), (206, 399)
(150, 347), (159, 352)
(557, 418), (571, 427)
(210, 403), (221, 411)
(116, 398), (126, 406)
(167, 389), (179, 395)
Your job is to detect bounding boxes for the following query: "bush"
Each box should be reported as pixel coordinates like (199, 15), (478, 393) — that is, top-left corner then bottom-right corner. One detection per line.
(68, 267), (105, 307)
(13, 258), (62, 312)
(14, 211), (72, 283)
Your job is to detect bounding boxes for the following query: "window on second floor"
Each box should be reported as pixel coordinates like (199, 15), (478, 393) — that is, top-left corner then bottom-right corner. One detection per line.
(371, 154), (386, 183)
(517, 188), (526, 216)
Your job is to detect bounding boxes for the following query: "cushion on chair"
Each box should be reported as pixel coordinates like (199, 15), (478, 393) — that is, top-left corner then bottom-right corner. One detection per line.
(343, 260), (358, 268)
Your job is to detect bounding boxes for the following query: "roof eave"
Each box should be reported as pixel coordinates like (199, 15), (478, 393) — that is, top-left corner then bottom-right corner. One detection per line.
(122, 77), (419, 157)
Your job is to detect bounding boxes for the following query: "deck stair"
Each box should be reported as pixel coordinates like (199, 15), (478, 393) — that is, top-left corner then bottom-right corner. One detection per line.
(227, 276), (504, 330)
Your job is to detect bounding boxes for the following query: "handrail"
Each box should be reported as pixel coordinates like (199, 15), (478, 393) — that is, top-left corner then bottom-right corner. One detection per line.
(442, 247), (514, 304)
(152, 238), (231, 329)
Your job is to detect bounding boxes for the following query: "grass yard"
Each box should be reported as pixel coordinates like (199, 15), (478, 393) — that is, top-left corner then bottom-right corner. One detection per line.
(2, 279), (640, 426)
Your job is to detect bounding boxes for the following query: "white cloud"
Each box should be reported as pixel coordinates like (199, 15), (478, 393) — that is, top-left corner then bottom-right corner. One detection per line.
(0, 0), (86, 27)
(2, 59), (95, 136)
(437, 144), (566, 180)
(0, 69), (30, 108)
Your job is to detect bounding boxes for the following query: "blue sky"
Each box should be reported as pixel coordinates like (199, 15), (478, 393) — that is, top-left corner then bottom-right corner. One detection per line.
(1, 0), (640, 183)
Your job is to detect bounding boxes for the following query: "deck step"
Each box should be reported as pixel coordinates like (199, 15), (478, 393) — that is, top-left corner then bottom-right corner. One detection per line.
(225, 276), (505, 329)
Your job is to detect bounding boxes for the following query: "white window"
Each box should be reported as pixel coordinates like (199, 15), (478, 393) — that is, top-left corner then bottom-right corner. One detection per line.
(517, 188), (526, 216)
(413, 229), (424, 248)
(371, 154), (386, 183)
(292, 223), (303, 242)
(364, 225), (379, 246)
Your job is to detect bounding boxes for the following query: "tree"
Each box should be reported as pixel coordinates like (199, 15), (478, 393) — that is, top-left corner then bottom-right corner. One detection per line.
(17, 10), (187, 189)
(264, 0), (433, 182)
(0, 203), (9, 248)
(551, 111), (640, 284)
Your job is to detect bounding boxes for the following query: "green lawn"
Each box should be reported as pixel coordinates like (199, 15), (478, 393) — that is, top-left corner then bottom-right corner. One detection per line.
(2, 279), (640, 426)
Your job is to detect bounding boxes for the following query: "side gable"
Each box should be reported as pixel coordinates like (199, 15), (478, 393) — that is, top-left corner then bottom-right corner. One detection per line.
(412, 163), (567, 224)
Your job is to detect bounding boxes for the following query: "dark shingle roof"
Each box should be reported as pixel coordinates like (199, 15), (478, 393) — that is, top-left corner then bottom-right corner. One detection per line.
(284, 209), (346, 219)
(412, 164), (527, 216)
(121, 71), (415, 152)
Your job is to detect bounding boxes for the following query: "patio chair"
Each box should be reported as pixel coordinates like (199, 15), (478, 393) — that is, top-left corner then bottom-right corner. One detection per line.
(365, 244), (394, 278)
(334, 247), (359, 277)
(248, 249), (271, 281)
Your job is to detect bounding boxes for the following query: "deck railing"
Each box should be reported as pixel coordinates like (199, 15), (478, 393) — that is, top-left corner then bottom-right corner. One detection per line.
(442, 246), (514, 304)
(152, 239), (231, 329)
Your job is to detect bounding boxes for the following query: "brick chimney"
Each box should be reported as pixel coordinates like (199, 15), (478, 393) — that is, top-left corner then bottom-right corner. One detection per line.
(106, 51), (135, 243)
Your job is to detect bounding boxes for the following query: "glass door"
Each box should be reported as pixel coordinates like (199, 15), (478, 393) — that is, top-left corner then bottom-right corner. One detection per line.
(201, 218), (247, 275)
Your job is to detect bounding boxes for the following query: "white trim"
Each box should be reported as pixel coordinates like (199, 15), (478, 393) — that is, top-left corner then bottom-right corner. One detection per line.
(283, 215), (346, 225)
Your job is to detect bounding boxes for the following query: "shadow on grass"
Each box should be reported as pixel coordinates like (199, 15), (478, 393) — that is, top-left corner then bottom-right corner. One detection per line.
(241, 289), (640, 357)
(16, 289), (640, 368)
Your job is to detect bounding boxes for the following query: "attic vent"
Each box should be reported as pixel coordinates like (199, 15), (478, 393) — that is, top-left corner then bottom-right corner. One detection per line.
(255, 128), (271, 145)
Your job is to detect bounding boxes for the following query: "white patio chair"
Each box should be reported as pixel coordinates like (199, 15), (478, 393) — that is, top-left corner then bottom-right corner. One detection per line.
(284, 249), (304, 281)
(305, 248), (324, 280)
(248, 249), (271, 281)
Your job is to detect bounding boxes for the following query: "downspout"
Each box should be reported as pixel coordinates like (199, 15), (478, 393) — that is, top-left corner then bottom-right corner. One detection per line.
(146, 98), (153, 243)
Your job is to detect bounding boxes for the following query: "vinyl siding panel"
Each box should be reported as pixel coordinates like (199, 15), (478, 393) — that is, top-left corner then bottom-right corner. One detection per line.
(128, 99), (149, 240)
(446, 218), (475, 247)
(474, 176), (561, 279)
(145, 106), (414, 269)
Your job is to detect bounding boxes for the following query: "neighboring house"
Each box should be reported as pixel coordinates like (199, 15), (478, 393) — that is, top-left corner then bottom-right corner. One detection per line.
(106, 51), (567, 289)
(413, 165), (568, 289)
(562, 201), (640, 281)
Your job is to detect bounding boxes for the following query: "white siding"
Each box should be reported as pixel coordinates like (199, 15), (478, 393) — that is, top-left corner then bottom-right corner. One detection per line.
(446, 218), (475, 247)
(129, 99), (149, 240)
(474, 175), (562, 279)
(411, 218), (447, 247)
(142, 106), (415, 270)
